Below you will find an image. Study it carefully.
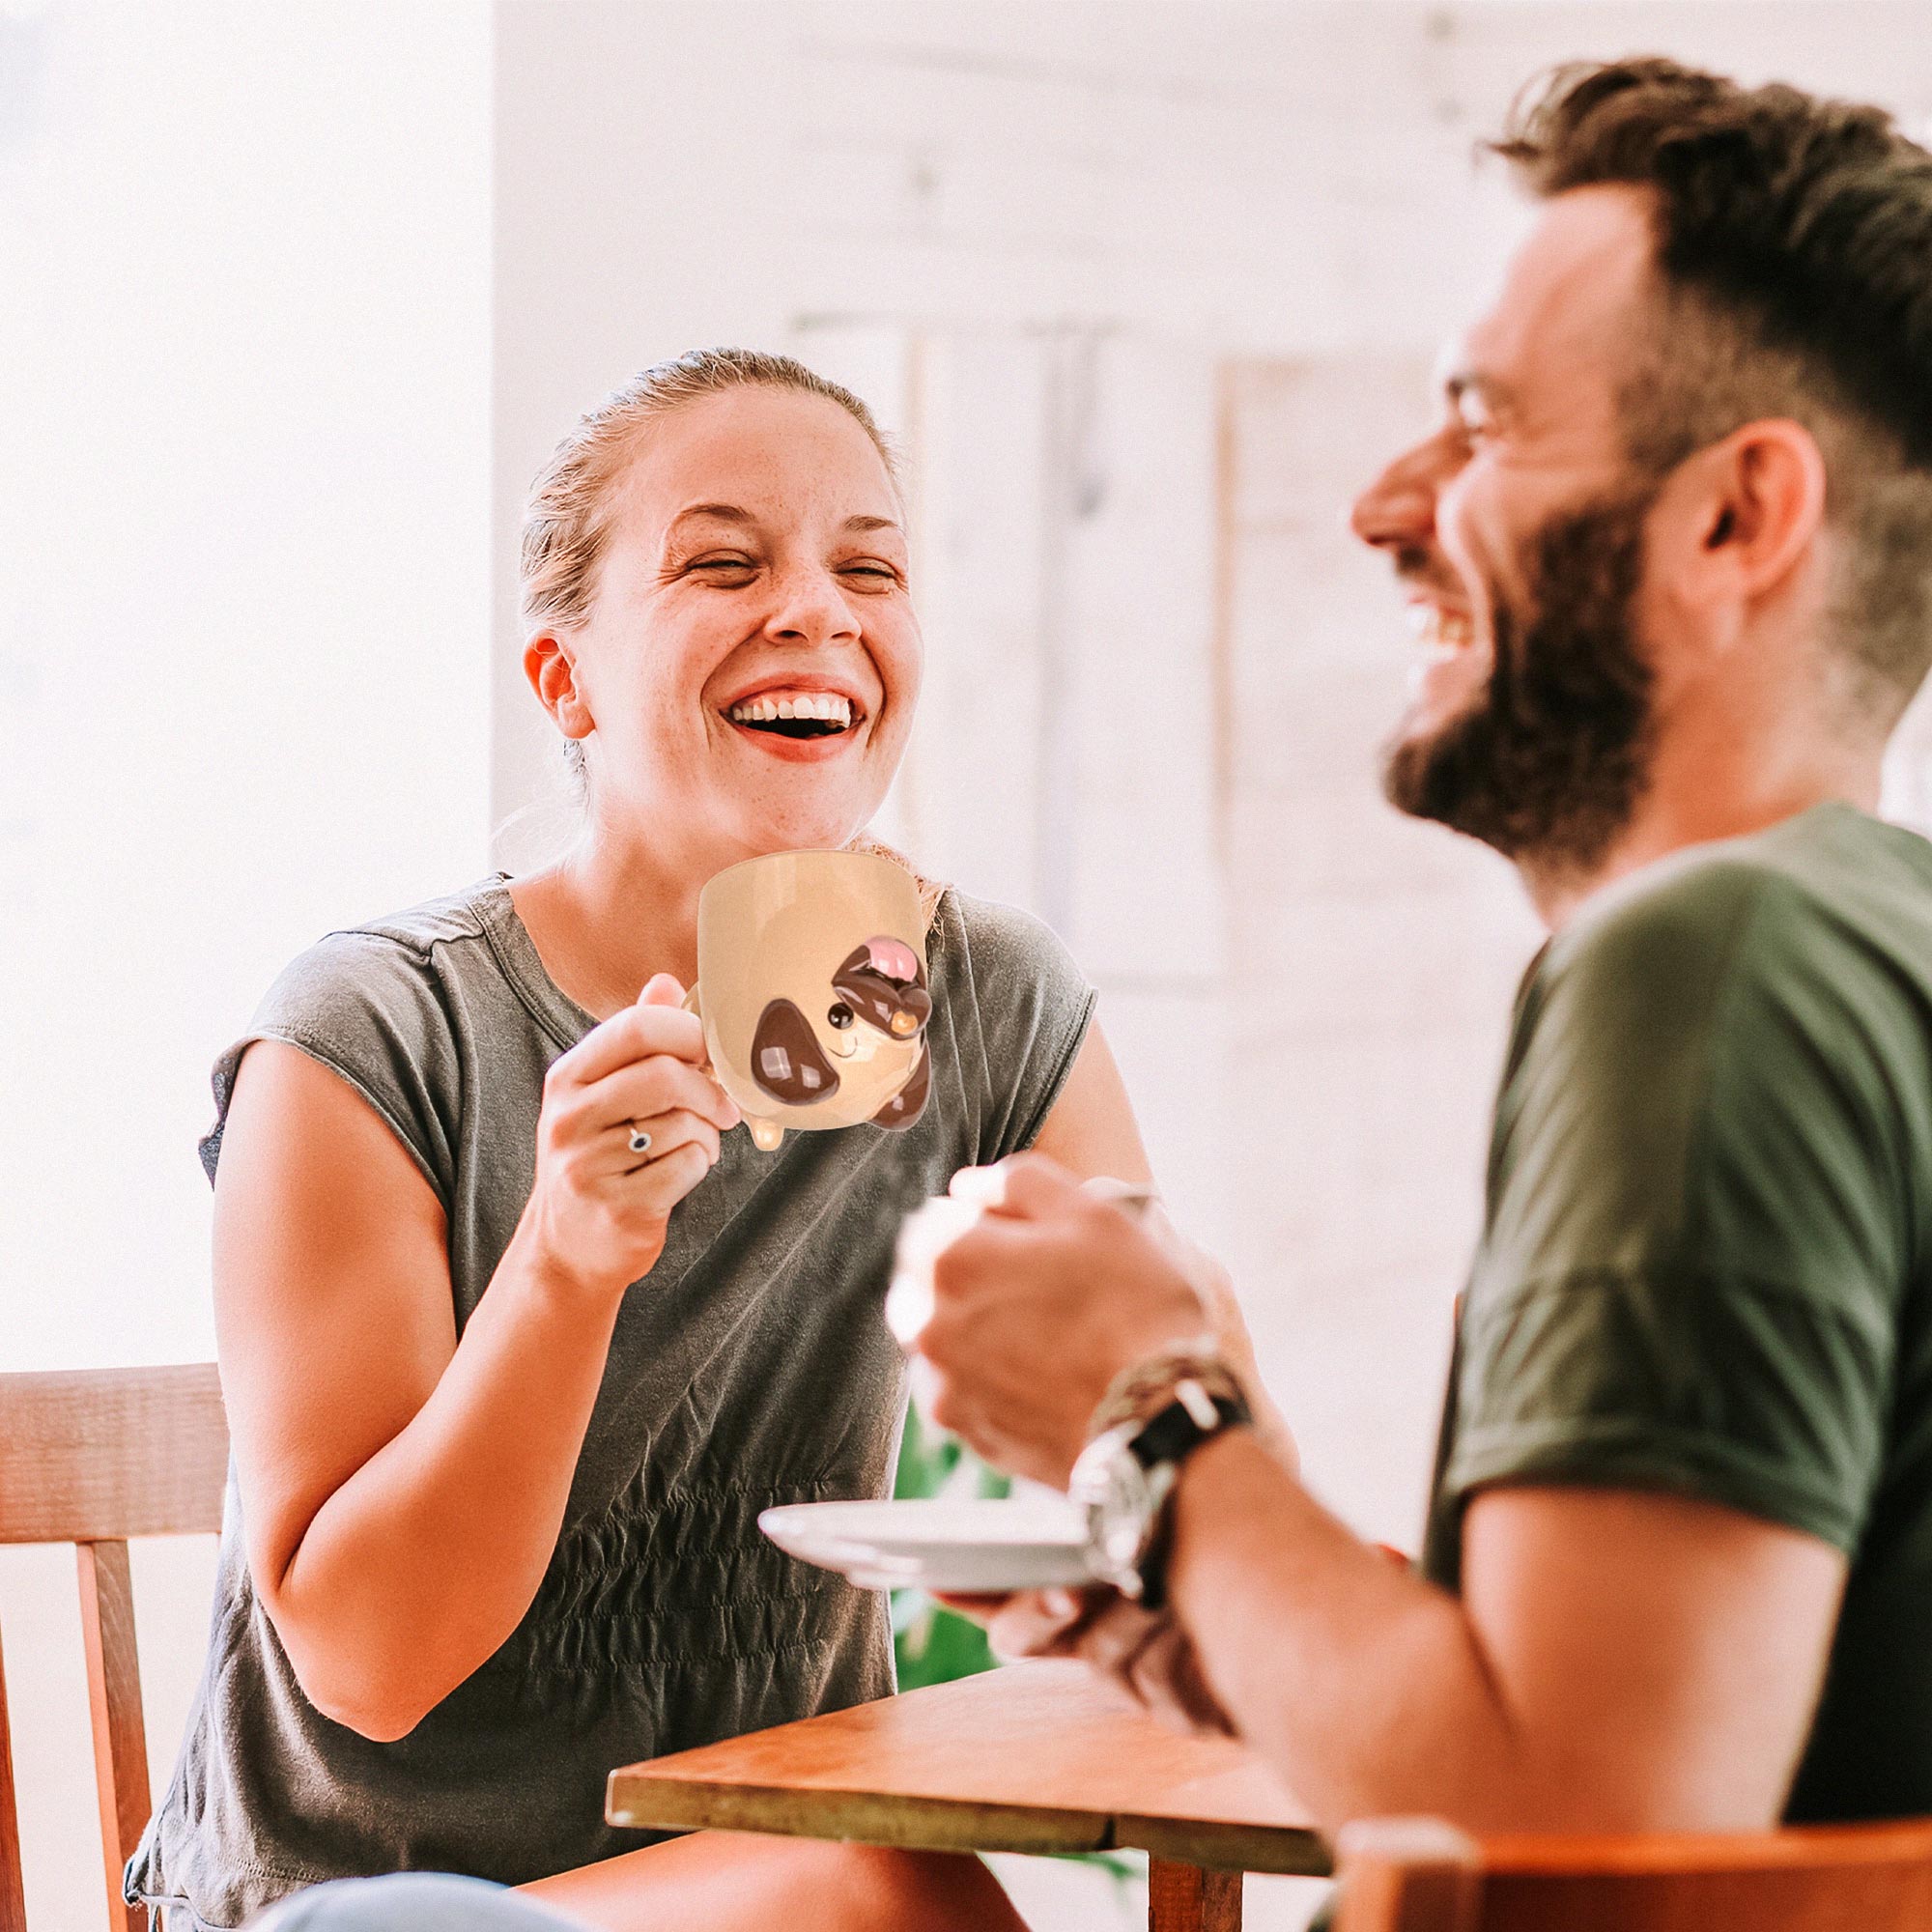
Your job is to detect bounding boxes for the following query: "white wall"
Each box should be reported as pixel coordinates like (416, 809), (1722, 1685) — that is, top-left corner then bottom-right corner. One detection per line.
(0, 5), (493, 1925)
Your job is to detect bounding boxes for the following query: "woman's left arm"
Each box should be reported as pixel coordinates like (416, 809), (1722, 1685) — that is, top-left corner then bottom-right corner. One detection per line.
(1027, 1024), (1294, 1469)
(1027, 1022), (1154, 1185)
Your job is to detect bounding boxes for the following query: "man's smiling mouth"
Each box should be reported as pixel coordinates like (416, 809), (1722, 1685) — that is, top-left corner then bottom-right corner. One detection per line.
(724, 691), (859, 740)
(1408, 602), (1476, 658)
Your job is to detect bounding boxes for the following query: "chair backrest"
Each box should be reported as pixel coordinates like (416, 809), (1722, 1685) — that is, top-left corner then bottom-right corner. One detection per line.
(0, 1365), (228, 1932)
(1331, 1813), (1932, 1932)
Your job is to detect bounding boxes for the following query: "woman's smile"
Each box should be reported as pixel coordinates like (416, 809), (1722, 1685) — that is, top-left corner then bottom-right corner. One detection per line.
(717, 674), (877, 764)
(722, 711), (868, 762)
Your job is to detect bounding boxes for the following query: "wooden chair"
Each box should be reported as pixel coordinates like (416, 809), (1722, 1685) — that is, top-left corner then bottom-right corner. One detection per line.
(0, 1365), (229, 1932)
(1331, 1812), (1932, 1932)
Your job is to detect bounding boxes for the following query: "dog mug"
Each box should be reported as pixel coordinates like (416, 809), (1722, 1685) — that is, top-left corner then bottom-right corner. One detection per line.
(685, 849), (934, 1151)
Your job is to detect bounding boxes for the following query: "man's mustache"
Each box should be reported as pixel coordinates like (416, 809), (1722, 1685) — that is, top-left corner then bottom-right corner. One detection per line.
(1391, 546), (1465, 601)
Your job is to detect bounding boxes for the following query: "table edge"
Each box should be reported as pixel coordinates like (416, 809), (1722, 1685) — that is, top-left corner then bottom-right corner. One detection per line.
(607, 1770), (1332, 1875)
(607, 1772), (1113, 1858)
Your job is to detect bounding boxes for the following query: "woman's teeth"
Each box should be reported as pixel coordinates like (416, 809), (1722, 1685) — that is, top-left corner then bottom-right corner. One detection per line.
(1408, 605), (1475, 654)
(726, 692), (855, 737)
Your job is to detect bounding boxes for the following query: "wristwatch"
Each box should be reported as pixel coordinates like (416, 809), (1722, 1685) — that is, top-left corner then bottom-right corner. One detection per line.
(1067, 1371), (1251, 1611)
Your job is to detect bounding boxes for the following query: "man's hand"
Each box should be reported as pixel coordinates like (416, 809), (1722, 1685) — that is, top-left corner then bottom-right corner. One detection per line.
(942, 1586), (1237, 1739)
(890, 1152), (1210, 1487)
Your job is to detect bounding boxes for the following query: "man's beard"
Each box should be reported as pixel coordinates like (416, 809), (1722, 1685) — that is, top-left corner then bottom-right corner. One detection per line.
(1381, 487), (1659, 878)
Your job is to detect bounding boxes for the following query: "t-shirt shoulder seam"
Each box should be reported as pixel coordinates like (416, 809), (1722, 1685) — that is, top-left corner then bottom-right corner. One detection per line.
(304, 923), (504, 992)
(314, 879), (509, 969)
(310, 923), (438, 967)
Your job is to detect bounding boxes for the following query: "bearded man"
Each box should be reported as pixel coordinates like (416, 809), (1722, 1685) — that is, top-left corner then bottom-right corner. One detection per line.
(900, 58), (1932, 1833)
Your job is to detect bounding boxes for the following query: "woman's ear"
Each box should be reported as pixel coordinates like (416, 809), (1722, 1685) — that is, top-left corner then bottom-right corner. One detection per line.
(524, 633), (595, 741)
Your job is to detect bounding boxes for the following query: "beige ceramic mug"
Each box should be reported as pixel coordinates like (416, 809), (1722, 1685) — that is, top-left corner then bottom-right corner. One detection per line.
(685, 849), (934, 1152)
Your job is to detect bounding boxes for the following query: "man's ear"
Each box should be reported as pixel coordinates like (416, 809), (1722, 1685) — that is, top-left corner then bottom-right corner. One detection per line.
(524, 632), (595, 741)
(1682, 418), (1830, 608)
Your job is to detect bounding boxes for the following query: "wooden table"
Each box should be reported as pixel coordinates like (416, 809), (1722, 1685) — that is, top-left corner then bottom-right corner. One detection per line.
(607, 1661), (1328, 1931)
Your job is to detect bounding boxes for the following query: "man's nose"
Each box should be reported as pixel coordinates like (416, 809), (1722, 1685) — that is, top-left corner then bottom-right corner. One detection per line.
(1350, 436), (1450, 556)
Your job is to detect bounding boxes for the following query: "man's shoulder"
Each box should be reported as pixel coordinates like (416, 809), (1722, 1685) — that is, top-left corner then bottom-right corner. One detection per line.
(1550, 805), (1932, 1005)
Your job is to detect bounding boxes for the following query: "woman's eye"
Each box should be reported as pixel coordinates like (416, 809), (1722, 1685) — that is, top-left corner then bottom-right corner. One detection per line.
(840, 563), (899, 583)
(827, 1002), (855, 1029)
(693, 555), (756, 576)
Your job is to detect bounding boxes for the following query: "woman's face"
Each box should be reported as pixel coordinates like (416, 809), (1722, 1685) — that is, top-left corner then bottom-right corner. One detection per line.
(544, 385), (922, 867)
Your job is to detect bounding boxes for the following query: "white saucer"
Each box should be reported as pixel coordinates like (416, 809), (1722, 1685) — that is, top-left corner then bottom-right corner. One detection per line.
(759, 1497), (1094, 1594)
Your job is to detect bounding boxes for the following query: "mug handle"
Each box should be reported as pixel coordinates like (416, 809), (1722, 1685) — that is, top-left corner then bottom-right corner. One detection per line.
(681, 984), (740, 1114)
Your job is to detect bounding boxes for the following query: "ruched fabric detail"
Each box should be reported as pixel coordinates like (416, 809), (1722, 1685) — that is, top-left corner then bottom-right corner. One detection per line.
(502, 1478), (867, 1680)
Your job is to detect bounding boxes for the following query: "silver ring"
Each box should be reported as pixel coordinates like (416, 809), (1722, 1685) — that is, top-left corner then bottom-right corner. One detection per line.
(627, 1124), (653, 1156)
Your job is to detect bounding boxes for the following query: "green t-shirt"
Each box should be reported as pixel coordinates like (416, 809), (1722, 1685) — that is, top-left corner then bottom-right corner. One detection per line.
(1421, 802), (1932, 1821)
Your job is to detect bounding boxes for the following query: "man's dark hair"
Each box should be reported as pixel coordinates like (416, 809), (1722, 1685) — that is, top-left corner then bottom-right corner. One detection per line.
(1492, 58), (1932, 725)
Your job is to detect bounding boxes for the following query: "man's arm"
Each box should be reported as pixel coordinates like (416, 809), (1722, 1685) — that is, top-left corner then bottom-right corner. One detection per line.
(1186, 1436), (1842, 1830)
(995, 1430), (1844, 1833)
(908, 1153), (1847, 1834)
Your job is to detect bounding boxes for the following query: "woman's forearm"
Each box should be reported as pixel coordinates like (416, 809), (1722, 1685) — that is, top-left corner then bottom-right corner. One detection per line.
(1166, 1431), (1523, 1828)
(270, 1230), (625, 1740)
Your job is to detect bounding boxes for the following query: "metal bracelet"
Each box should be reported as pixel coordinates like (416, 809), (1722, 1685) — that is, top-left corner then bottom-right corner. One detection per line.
(1085, 1345), (1250, 1444)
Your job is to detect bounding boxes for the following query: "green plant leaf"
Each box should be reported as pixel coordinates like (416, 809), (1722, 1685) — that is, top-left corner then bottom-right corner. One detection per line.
(891, 1400), (1135, 1902)
(892, 1400), (1005, 1689)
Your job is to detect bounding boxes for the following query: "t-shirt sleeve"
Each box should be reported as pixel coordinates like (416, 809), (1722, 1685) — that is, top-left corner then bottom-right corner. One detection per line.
(942, 893), (1098, 1168)
(198, 930), (460, 1208)
(1444, 864), (1910, 1555)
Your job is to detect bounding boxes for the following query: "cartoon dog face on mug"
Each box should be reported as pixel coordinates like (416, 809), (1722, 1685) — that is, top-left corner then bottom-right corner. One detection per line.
(691, 852), (934, 1152)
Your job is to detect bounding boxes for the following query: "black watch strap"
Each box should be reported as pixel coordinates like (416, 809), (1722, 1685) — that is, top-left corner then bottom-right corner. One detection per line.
(1129, 1385), (1251, 1470)
(1128, 1382), (1250, 1610)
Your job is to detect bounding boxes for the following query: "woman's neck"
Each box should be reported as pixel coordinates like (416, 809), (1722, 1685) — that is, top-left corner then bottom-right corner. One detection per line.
(509, 830), (710, 1022)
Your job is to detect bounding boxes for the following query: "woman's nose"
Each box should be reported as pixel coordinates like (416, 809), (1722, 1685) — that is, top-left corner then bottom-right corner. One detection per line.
(763, 566), (859, 646)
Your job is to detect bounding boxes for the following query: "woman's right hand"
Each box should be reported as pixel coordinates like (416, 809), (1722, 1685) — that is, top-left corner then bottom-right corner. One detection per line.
(517, 972), (742, 1297)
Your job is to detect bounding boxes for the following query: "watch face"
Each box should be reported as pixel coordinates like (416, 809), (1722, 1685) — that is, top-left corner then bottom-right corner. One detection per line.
(1093, 1451), (1156, 1577)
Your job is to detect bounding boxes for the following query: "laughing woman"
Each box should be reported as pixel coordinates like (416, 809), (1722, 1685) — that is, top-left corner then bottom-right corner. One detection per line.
(126, 352), (1168, 1932)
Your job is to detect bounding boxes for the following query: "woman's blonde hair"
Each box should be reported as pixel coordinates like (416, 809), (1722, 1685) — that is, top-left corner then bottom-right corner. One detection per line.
(520, 347), (899, 637)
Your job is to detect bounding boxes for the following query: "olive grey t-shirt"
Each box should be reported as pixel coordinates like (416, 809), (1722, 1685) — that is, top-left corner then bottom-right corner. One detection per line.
(1423, 803), (1932, 1820)
(128, 877), (1094, 1929)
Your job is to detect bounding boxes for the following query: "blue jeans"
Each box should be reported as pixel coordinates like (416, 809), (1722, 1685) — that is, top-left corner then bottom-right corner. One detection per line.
(248, 1875), (586, 1930)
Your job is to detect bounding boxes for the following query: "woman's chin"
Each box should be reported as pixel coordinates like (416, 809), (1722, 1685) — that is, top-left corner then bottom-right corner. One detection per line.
(721, 769), (899, 857)
(724, 801), (878, 858)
